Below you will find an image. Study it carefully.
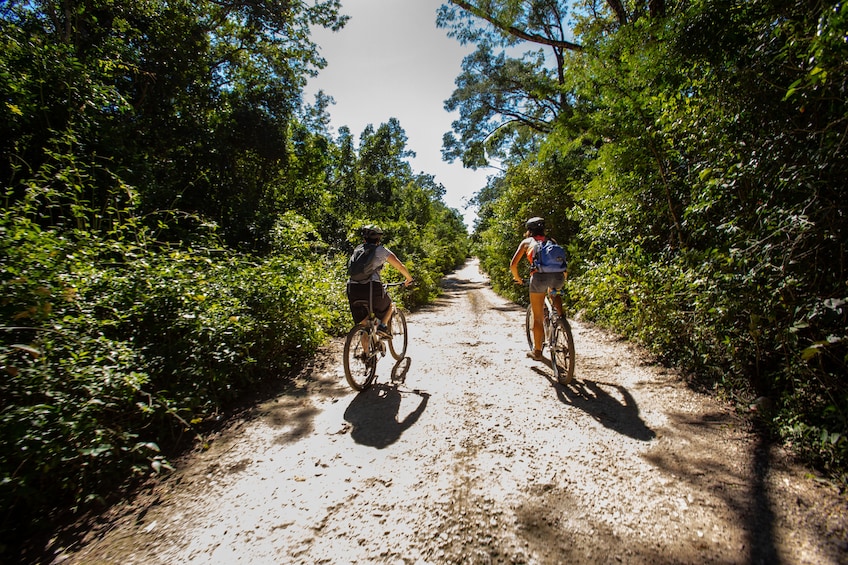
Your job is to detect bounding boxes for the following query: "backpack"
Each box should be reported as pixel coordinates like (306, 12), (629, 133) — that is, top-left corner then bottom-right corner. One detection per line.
(532, 238), (568, 273)
(347, 243), (380, 281)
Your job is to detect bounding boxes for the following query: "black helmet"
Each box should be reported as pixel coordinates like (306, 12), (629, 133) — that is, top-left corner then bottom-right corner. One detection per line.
(525, 217), (545, 235)
(361, 224), (384, 240)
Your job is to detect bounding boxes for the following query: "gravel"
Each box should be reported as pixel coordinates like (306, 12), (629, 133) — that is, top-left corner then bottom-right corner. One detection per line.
(59, 260), (847, 565)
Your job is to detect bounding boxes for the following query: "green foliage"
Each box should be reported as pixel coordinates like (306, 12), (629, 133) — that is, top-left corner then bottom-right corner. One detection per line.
(465, 0), (848, 482)
(437, 0), (580, 168)
(475, 157), (580, 304)
(0, 0), (468, 552)
(0, 0), (348, 250)
(0, 201), (350, 541)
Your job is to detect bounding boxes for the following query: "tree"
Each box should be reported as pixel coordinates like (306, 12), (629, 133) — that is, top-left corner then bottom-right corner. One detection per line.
(438, 0), (580, 168)
(0, 0), (348, 247)
(464, 0), (848, 478)
(355, 119), (415, 211)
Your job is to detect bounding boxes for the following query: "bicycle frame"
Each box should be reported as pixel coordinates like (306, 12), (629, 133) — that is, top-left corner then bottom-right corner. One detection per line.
(343, 282), (408, 391)
(524, 286), (575, 385)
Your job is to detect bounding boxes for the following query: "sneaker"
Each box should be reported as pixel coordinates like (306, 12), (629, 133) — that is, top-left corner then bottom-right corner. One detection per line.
(527, 350), (543, 361)
(377, 323), (392, 339)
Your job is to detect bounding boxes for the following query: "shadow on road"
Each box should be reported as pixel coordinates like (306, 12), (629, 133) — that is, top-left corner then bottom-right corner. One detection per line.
(426, 276), (488, 305)
(343, 372), (431, 449)
(536, 369), (656, 442)
(644, 412), (783, 564)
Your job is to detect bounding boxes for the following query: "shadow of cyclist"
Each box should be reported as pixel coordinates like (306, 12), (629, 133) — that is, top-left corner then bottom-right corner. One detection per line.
(344, 359), (430, 448)
(535, 368), (655, 442)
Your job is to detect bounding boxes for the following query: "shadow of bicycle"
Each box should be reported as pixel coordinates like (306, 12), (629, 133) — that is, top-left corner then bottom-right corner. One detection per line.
(344, 357), (430, 448)
(535, 368), (655, 442)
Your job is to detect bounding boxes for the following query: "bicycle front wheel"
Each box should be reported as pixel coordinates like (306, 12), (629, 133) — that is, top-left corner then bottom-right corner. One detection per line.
(525, 305), (534, 350)
(343, 325), (377, 391)
(388, 308), (408, 360)
(551, 318), (576, 385)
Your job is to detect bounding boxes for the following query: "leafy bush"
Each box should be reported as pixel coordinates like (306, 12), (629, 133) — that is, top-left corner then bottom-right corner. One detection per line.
(567, 244), (847, 484)
(1, 2), (470, 555)
(0, 209), (350, 545)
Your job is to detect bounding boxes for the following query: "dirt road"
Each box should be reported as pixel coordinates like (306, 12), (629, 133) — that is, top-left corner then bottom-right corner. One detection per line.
(60, 259), (846, 564)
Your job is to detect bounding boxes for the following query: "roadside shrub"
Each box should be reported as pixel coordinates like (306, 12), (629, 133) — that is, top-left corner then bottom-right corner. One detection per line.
(0, 211), (349, 546)
(566, 245), (848, 483)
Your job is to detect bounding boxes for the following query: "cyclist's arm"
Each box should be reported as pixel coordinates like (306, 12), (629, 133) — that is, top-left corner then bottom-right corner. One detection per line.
(385, 251), (414, 286)
(509, 240), (530, 284)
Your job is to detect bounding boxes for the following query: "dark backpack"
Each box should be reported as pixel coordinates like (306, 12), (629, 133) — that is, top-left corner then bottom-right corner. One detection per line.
(532, 238), (568, 273)
(347, 243), (380, 281)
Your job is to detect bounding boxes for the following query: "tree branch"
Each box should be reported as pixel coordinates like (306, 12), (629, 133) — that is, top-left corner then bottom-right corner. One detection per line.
(450, 0), (583, 52)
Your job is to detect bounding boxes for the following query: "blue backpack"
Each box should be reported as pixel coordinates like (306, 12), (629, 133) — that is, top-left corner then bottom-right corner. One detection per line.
(532, 238), (568, 273)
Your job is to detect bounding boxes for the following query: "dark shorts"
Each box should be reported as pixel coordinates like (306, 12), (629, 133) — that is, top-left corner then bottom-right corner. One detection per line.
(346, 281), (392, 323)
(529, 271), (565, 294)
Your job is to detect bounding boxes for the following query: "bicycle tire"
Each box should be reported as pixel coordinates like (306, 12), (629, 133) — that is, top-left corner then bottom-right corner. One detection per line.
(388, 308), (408, 360)
(525, 305), (534, 351)
(343, 325), (377, 391)
(551, 318), (576, 385)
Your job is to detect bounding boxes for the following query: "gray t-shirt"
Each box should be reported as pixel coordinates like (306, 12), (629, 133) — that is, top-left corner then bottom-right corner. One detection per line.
(350, 244), (391, 284)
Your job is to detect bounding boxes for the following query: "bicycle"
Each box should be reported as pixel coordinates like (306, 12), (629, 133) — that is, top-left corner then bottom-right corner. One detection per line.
(525, 287), (576, 385)
(342, 282), (409, 391)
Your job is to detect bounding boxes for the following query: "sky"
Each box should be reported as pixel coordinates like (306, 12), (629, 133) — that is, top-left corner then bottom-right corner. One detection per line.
(305, 0), (493, 230)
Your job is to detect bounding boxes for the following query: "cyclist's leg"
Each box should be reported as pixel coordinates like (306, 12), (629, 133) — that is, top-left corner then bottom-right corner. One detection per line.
(348, 283), (372, 353)
(529, 290), (546, 354)
(347, 283), (371, 325)
(528, 272), (550, 355)
(381, 303), (394, 327)
(371, 282), (393, 327)
(360, 324), (370, 353)
(551, 289), (564, 317)
(548, 272), (566, 316)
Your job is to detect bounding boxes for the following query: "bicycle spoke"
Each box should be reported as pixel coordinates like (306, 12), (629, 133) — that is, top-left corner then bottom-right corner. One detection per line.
(388, 308), (408, 360)
(343, 326), (377, 391)
(552, 319), (575, 385)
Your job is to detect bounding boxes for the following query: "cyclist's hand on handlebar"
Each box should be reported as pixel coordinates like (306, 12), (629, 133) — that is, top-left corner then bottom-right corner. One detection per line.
(403, 278), (415, 288)
(513, 278), (526, 286)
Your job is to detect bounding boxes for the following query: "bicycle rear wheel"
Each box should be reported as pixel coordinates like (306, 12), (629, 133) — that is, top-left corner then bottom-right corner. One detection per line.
(550, 318), (576, 385)
(388, 308), (408, 360)
(525, 305), (534, 350)
(343, 325), (377, 391)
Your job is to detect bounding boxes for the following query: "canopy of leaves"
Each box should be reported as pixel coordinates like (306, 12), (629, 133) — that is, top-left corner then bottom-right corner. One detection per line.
(458, 0), (848, 482)
(438, 0), (579, 168)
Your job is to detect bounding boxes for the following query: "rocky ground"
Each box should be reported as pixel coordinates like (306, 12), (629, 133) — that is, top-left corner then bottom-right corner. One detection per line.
(54, 259), (846, 564)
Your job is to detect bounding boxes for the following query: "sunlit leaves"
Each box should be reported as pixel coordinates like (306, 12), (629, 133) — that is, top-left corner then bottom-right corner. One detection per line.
(470, 0), (847, 481)
(439, 1), (578, 167)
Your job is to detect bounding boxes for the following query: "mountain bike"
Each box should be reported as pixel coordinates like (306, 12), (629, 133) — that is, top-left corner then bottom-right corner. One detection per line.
(343, 282), (409, 391)
(525, 288), (575, 385)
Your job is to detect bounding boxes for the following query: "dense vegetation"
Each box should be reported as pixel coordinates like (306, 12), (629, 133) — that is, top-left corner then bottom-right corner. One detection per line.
(443, 1), (846, 482)
(0, 0), (468, 553)
(3, 0), (845, 555)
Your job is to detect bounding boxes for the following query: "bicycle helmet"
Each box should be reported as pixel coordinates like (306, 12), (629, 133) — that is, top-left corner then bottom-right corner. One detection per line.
(525, 217), (545, 236)
(361, 224), (384, 241)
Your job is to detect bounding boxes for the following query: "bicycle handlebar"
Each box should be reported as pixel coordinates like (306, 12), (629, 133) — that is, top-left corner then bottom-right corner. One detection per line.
(384, 280), (415, 288)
